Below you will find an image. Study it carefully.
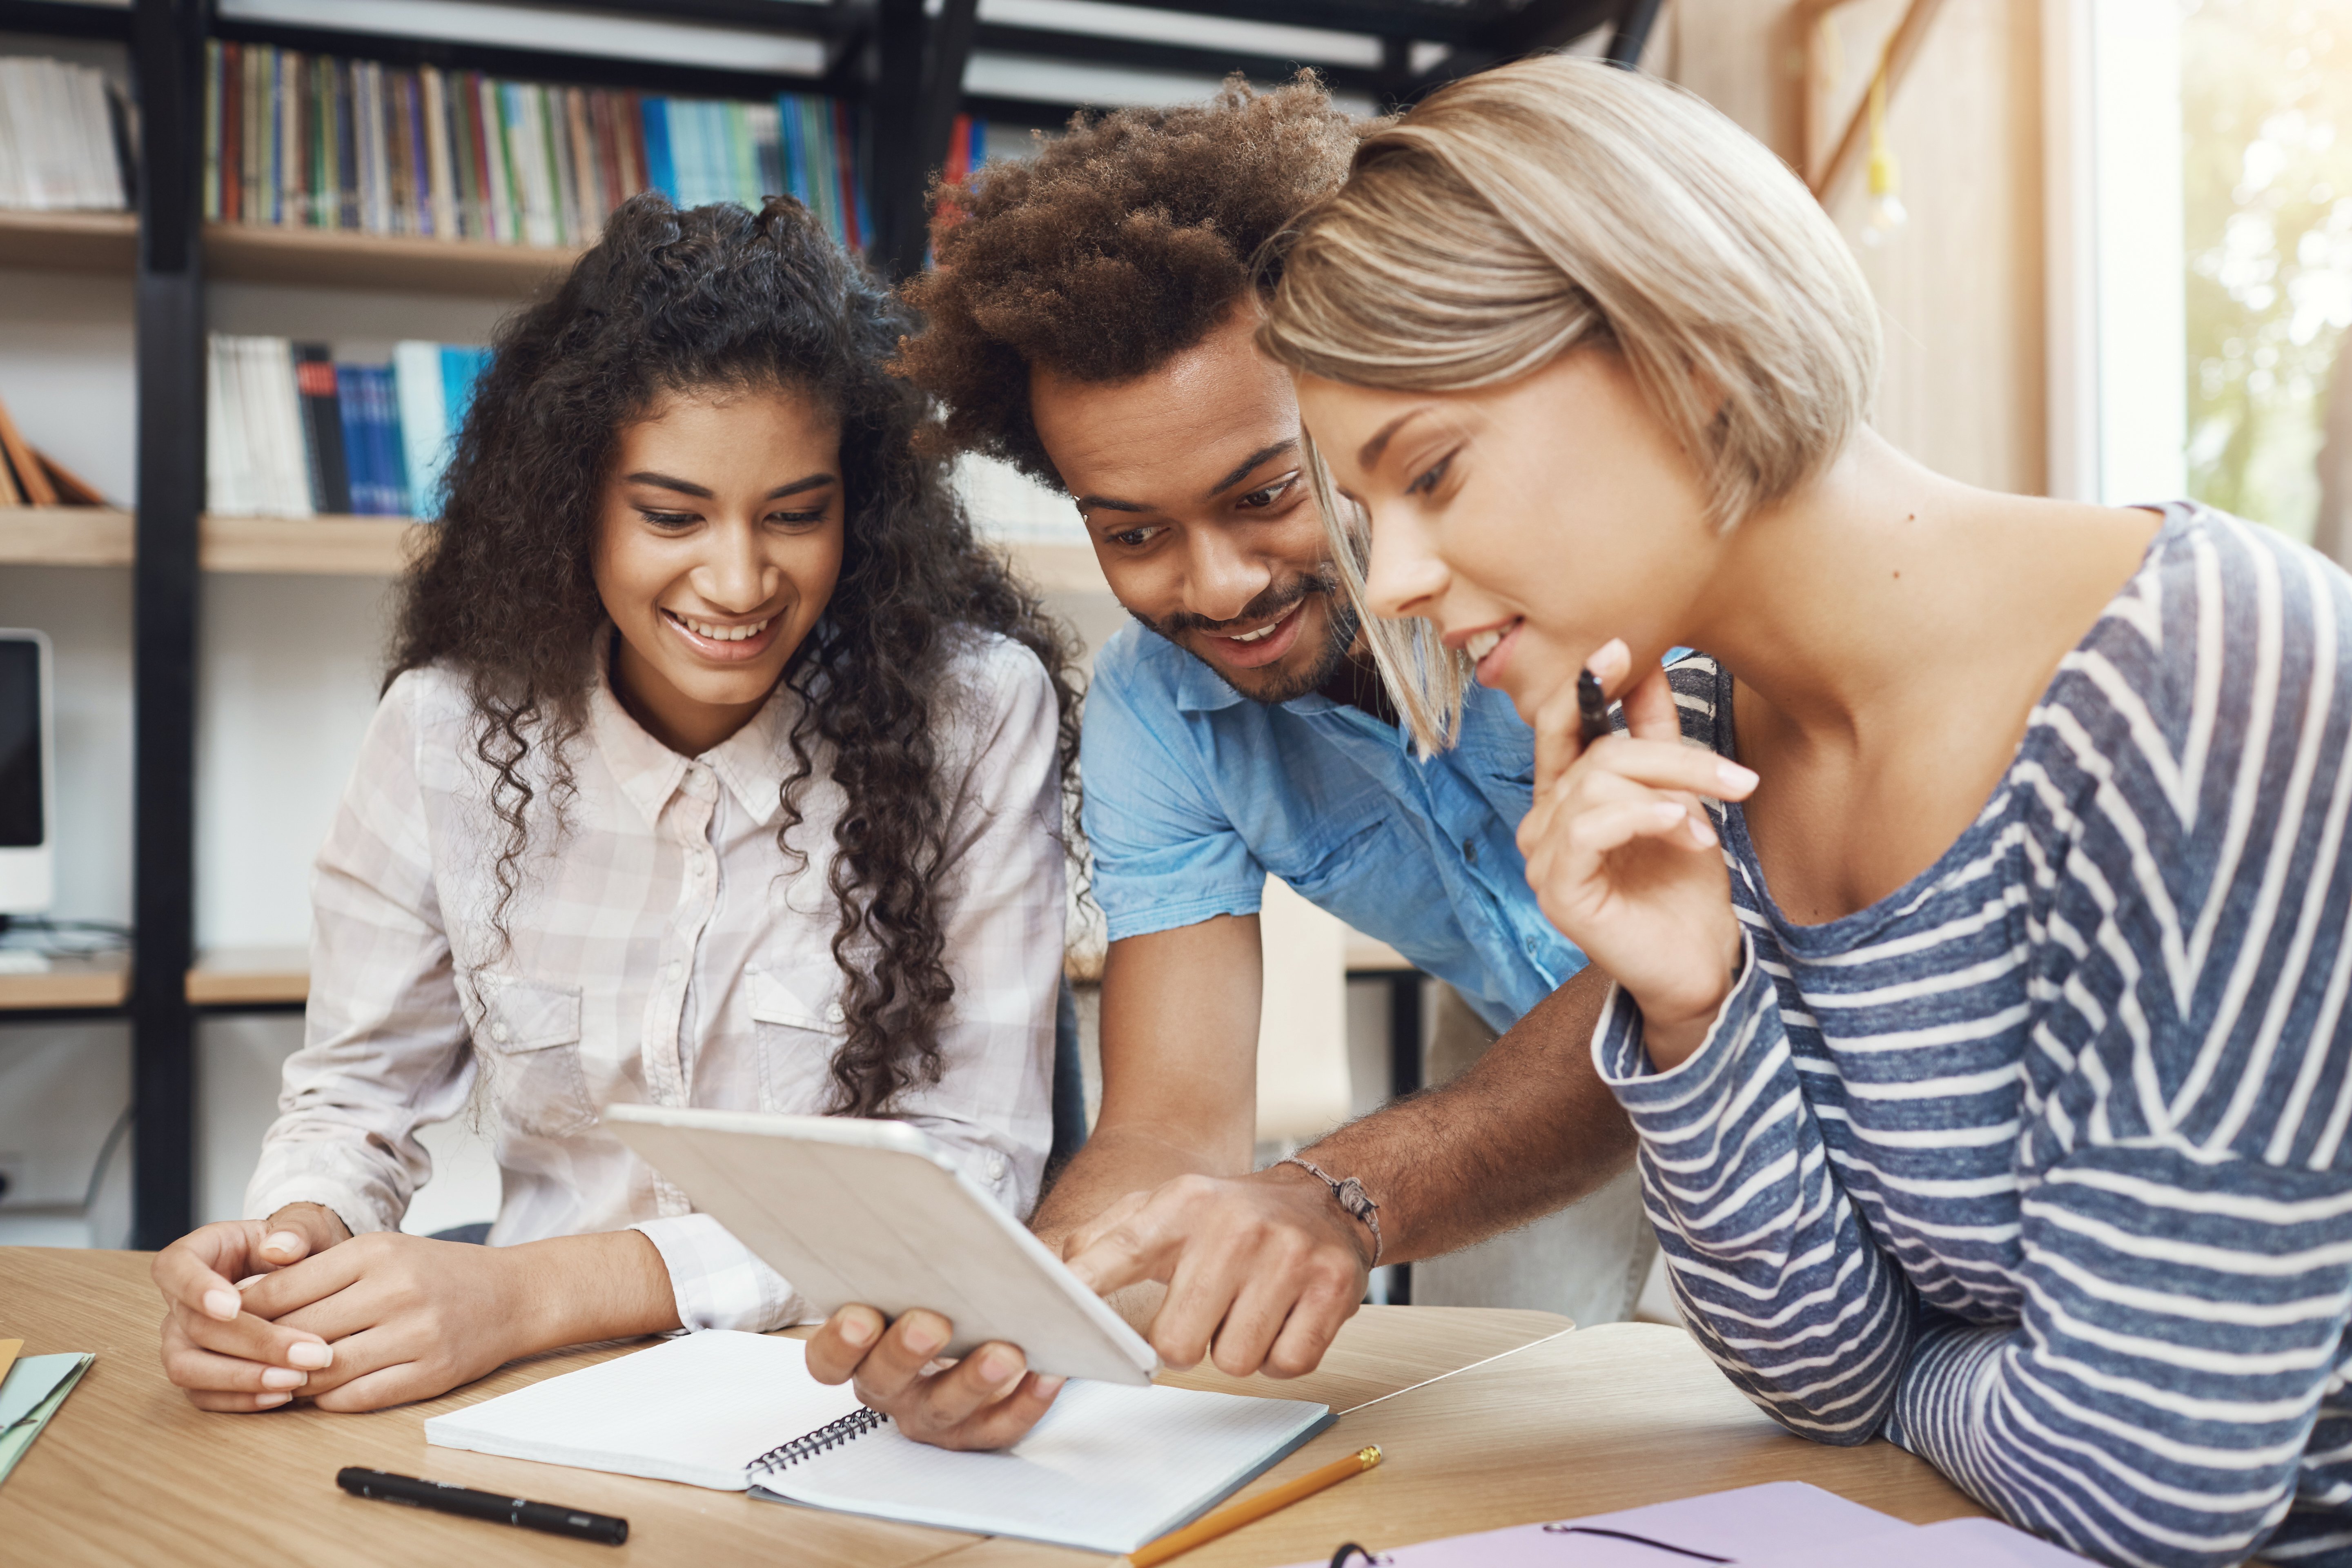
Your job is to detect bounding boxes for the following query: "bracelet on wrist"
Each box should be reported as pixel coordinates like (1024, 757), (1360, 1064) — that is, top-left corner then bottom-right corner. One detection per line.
(1276, 1155), (1384, 1269)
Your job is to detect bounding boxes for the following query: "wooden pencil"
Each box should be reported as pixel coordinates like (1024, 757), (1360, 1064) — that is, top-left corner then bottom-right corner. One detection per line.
(1128, 1445), (1382, 1567)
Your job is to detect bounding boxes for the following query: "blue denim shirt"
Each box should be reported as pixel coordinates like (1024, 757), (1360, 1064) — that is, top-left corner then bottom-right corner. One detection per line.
(1080, 623), (1585, 1035)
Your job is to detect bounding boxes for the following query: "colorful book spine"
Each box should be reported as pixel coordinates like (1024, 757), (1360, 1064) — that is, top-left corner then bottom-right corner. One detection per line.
(293, 343), (350, 515)
(641, 95), (676, 205)
(392, 340), (449, 519)
(198, 45), (871, 253)
(202, 42), (223, 220)
(335, 363), (374, 515)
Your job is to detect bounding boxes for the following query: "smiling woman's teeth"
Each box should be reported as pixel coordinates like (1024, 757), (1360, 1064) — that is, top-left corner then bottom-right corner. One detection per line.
(1466, 626), (1509, 660)
(675, 613), (771, 643)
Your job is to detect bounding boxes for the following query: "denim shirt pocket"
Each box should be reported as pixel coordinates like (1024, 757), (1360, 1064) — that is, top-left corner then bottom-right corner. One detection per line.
(472, 976), (595, 1139)
(747, 969), (846, 1114)
(1258, 817), (1399, 933)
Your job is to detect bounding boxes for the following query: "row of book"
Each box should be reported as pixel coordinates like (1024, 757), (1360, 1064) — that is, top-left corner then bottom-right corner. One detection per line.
(202, 41), (868, 253)
(207, 335), (490, 520)
(0, 56), (131, 212)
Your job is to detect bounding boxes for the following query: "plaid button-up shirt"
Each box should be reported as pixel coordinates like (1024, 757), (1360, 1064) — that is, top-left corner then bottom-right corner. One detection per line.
(245, 633), (1065, 1331)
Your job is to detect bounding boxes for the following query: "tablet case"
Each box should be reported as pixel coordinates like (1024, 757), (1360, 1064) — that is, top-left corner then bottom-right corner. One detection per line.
(601, 1105), (1159, 1385)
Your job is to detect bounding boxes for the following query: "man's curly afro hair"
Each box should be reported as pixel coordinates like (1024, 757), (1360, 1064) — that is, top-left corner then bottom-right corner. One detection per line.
(894, 74), (1359, 490)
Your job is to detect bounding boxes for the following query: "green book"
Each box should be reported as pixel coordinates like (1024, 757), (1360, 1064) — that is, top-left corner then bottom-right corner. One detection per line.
(0, 1352), (94, 1488)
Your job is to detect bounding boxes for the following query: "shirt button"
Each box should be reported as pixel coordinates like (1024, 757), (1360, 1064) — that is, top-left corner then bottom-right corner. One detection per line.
(1463, 837), (1479, 865)
(825, 1002), (846, 1024)
(666, 960), (682, 981)
(987, 1153), (1008, 1180)
(488, 1022), (510, 1044)
(1526, 936), (1540, 956)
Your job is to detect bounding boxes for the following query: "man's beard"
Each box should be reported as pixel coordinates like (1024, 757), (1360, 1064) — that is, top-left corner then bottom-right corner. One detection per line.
(1130, 565), (1362, 706)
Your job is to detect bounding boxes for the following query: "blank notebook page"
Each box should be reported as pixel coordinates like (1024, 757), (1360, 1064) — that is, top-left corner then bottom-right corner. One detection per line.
(757, 1378), (1332, 1554)
(424, 1331), (865, 1491)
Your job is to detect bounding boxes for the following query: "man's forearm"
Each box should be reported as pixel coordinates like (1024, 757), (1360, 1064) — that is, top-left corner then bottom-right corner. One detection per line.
(1292, 966), (1634, 1265)
(1032, 1122), (1240, 1247)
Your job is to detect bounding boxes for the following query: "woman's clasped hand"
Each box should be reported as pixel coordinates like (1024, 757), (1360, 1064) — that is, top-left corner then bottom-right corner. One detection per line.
(1515, 636), (1756, 1073)
(153, 1202), (671, 1411)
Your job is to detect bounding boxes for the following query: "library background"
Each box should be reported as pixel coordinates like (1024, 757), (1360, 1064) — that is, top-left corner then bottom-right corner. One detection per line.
(0, 0), (2218, 1327)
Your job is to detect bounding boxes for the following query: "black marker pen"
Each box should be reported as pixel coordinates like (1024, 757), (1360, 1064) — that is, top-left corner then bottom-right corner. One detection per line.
(1577, 667), (1611, 745)
(336, 1466), (628, 1546)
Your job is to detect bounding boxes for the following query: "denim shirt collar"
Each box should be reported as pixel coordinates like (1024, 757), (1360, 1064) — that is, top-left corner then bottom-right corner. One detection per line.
(1170, 642), (1375, 728)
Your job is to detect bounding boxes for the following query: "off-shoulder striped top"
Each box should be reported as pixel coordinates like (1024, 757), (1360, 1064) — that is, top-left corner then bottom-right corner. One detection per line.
(1596, 501), (2352, 1567)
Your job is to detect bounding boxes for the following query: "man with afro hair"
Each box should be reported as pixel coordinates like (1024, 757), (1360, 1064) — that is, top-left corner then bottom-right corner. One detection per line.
(805, 76), (1648, 1450)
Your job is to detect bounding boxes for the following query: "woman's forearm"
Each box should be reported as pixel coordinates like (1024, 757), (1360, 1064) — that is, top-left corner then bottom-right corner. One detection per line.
(508, 1230), (684, 1352)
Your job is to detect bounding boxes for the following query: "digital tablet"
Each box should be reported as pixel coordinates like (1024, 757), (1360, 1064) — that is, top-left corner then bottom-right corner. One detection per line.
(601, 1104), (1159, 1385)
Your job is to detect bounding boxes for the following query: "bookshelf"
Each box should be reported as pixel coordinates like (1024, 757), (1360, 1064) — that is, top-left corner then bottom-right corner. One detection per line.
(202, 224), (582, 297)
(196, 514), (422, 575)
(2, 0), (1657, 1247)
(0, 506), (134, 566)
(0, 216), (578, 293)
(0, 509), (1103, 590)
(0, 207), (136, 272)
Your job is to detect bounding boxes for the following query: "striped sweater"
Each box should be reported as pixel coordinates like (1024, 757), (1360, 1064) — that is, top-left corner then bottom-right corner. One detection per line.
(1597, 503), (2352, 1568)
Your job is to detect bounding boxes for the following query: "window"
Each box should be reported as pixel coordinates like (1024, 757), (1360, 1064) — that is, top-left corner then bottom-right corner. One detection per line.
(2183, 0), (2352, 542)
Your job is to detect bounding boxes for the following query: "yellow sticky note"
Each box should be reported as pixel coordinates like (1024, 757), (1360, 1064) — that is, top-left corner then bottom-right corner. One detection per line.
(0, 1341), (20, 1391)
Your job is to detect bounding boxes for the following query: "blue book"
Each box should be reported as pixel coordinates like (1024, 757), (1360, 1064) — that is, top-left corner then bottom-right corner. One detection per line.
(704, 100), (731, 207)
(358, 366), (387, 515)
(669, 99), (700, 207)
(642, 98), (677, 203)
(688, 100), (719, 207)
(373, 368), (412, 517)
(680, 99), (710, 206)
(336, 364), (376, 513)
(780, 93), (810, 206)
(441, 345), (491, 457)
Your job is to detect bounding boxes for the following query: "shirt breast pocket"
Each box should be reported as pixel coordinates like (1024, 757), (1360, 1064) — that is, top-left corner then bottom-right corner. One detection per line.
(747, 970), (846, 1114)
(473, 977), (596, 1138)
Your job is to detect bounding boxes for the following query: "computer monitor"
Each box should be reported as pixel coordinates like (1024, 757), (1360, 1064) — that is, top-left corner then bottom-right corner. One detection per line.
(0, 629), (54, 915)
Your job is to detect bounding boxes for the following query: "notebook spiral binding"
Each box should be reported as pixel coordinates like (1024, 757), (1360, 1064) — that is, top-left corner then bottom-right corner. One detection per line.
(746, 1405), (891, 1477)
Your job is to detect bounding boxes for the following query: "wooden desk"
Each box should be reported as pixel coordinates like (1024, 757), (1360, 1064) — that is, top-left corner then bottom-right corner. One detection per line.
(185, 946), (310, 1007)
(0, 952), (129, 1013)
(937, 1323), (1986, 1567)
(0, 1248), (1568, 1566)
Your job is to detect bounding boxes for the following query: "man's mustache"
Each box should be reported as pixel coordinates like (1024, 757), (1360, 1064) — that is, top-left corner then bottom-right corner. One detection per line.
(1148, 570), (1335, 639)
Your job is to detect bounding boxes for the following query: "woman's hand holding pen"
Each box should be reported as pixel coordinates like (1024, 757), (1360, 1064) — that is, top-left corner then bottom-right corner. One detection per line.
(1517, 638), (1756, 1072)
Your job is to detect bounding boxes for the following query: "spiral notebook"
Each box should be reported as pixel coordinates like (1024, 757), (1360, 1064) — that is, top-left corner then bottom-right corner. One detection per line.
(424, 1329), (1333, 1554)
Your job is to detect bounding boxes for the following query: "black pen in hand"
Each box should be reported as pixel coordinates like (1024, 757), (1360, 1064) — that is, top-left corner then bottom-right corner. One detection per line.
(1577, 666), (1612, 745)
(336, 1467), (628, 1545)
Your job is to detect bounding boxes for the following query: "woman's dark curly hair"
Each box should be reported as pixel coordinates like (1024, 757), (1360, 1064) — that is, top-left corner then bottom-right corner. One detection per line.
(389, 192), (1082, 1118)
(896, 74), (1359, 488)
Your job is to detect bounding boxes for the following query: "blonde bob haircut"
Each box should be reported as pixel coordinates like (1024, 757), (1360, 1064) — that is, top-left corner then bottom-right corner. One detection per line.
(1257, 55), (1881, 751)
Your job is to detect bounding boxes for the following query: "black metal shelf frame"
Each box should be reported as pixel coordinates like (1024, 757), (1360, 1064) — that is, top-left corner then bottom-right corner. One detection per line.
(9, 0), (1665, 1247)
(0, 1), (135, 41)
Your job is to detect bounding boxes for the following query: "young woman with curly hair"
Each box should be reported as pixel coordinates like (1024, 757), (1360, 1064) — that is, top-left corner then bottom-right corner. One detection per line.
(148, 192), (1082, 1415)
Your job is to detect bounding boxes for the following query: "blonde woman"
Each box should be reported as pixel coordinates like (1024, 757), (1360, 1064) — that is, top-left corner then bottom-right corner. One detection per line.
(1261, 56), (2352, 1568)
